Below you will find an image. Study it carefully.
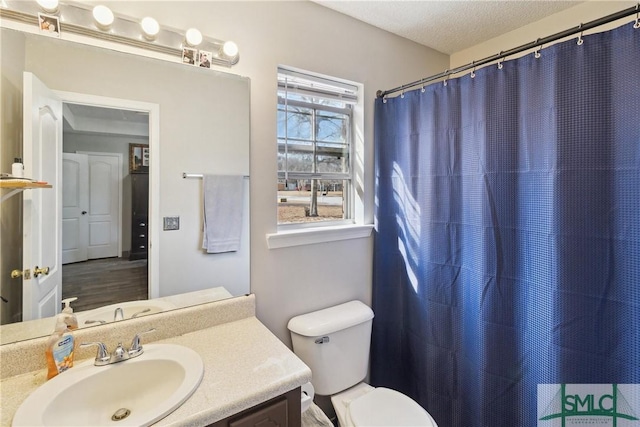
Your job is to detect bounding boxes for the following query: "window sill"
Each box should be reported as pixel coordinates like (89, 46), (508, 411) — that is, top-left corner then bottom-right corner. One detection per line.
(266, 224), (374, 249)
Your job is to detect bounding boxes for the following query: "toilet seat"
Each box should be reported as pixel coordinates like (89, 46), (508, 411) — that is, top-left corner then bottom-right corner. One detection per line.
(347, 388), (437, 427)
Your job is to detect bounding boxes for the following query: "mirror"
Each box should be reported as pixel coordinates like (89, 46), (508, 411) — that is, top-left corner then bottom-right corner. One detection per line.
(0, 27), (250, 344)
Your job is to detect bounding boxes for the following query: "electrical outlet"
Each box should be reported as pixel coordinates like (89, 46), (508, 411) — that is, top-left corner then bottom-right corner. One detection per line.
(163, 216), (180, 231)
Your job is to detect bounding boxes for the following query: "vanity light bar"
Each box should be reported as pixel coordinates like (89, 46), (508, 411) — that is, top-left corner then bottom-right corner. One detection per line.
(0, 0), (240, 67)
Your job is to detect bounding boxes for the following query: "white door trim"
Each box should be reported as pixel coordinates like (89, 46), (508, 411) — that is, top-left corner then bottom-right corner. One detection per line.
(55, 90), (159, 300)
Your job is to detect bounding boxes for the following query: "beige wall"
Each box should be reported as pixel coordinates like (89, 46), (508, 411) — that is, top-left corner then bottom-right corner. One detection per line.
(451, 1), (637, 69)
(100, 1), (449, 344)
(0, 30), (25, 324)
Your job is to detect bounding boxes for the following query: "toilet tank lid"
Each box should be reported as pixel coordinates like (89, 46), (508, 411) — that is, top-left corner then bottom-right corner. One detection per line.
(287, 300), (374, 337)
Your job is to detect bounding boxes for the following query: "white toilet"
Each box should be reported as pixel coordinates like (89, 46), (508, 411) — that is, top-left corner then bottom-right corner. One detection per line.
(288, 300), (438, 427)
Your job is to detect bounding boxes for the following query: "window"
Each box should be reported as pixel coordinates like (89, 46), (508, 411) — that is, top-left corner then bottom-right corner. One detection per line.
(277, 67), (358, 226)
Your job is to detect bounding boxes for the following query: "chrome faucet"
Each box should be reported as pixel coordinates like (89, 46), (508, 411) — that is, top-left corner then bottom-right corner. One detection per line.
(113, 307), (124, 321)
(131, 308), (151, 318)
(80, 329), (156, 366)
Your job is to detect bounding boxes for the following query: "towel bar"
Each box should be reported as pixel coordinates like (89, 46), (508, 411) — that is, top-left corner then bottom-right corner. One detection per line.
(183, 173), (249, 179)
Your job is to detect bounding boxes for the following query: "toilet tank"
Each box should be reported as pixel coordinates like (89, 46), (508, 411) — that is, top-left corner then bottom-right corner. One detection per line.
(287, 300), (374, 396)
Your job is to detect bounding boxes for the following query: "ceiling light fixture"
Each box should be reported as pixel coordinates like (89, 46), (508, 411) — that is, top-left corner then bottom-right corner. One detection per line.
(185, 28), (203, 47)
(140, 16), (160, 40)
(92, 5), (114, 30)
(36, 0), (59, 13)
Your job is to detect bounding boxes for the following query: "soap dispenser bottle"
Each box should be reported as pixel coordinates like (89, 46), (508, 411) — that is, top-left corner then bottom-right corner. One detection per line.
(61, 297), (78, 330)
(45, 317), (75, 380)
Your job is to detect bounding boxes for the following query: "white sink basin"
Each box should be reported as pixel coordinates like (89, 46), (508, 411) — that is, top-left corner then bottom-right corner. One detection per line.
(13, 344), (204, 426)
(76, 300), (177, 327)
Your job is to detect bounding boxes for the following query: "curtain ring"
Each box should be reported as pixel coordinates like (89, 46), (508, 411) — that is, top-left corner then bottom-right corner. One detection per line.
(400, 88), (405, 99)
(443, 69), (449, 87)
(577, 23), (584, 45)
(533, 39), (542, 59)
(421, 81), (426, 93)
(497, 51), (504, 70)
(634, 4), (640, 29)
(382, 96), (387, 104)
(470, 61), (476, 79)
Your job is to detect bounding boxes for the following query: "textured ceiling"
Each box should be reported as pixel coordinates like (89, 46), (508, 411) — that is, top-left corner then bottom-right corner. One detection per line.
(312, 1), (583, 54)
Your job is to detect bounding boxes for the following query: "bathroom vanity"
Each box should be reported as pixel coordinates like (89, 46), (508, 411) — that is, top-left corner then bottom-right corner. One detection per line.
(0, 295), (311, 426)
(208, 388), (301, 427)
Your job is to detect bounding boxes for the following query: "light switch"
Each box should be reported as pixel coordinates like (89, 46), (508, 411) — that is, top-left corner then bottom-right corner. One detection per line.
(163, 216), (180, 231)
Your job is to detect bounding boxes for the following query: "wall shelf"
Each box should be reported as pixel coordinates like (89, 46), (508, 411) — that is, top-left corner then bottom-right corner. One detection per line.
(0, 181), (52, 203)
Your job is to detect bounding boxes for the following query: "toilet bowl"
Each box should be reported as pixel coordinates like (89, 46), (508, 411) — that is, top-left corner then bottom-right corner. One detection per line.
(288, 301), (438, 427)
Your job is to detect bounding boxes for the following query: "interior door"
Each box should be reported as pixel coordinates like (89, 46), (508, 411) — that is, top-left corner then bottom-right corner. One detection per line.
(22, 72), (63, 321)
(62, 153), (89, 264)
(86, 154), (119, 259)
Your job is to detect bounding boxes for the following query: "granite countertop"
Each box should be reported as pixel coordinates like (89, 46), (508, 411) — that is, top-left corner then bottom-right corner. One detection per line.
(0, 316), (312, 426)
(0, 287), (235, 346)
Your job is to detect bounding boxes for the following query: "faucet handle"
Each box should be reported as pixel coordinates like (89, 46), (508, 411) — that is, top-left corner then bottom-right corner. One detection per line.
(113, 307), (124, 322)
(131, 308), (151, 319)
(80, 342), (110, 366)
(128, 328), (156, 357)
(83, 319), (106, 325)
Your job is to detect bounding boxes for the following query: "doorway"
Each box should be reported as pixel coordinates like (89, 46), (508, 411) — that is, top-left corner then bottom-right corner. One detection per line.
(59, 99), (152, 311)
(62, 151), (122, 264)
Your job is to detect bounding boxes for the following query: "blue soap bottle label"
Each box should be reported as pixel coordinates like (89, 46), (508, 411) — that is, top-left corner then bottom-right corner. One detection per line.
(52, 334), (74, 374)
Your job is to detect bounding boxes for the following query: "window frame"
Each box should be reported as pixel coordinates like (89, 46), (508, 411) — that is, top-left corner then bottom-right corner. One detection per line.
(276, 69), (356, 230)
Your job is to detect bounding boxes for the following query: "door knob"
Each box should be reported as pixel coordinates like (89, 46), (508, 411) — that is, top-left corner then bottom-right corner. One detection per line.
(33, 266), (50, 277)
(11, 269), (31, 279)
(81, 211), (87, 215)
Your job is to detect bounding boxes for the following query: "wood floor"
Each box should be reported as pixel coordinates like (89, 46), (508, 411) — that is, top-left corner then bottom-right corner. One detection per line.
(62, 257), (148, 312)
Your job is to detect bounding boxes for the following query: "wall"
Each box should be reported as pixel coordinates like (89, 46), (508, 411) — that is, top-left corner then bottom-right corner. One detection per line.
(0, 30), (25, 324)
(100, 1), (449, 344)
(63, 132), (149, 253)
(450, 1), (637, 68)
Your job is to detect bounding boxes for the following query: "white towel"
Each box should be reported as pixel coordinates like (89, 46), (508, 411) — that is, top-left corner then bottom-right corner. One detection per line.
(202, 175), (244, 253)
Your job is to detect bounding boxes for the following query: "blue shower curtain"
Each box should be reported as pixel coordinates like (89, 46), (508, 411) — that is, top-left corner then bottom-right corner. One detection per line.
(372, 23), (639, 426)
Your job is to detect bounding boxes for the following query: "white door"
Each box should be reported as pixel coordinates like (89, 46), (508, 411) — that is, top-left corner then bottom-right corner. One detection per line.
(22, 72), (63, 321)
(86, 154), (119, 259)
(62, 153), (89, 264)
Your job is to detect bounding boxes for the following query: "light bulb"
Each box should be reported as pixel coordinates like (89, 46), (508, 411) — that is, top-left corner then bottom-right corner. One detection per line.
(140, 17), (160, 40)
(222, 41), (239, 58)
(92, 5), (114, 30)
(36, 0), (59, 13)
(185, 28), (203, 47)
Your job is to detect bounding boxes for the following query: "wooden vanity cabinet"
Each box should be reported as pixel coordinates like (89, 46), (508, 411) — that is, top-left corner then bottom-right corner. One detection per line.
(208, 387), (301, 427)
(129, 173), (149, 260)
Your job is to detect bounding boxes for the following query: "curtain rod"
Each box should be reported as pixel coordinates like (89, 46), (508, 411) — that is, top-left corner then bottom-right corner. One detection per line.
(376, 4), (640, 99)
